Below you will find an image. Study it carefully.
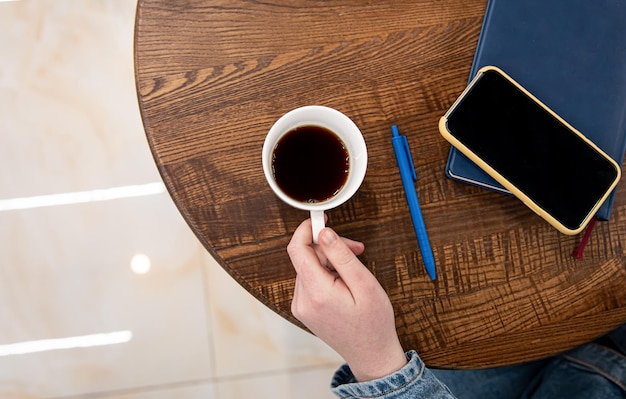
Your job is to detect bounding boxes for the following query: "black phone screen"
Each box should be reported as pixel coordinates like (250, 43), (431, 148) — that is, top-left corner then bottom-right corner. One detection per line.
(445, 69), (619, 230)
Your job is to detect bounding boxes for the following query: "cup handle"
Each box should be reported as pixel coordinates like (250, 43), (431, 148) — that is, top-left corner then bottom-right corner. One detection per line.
(310, 210), (325, 244)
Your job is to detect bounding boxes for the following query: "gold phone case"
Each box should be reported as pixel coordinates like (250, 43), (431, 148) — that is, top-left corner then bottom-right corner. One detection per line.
(439, 66), (621, 235)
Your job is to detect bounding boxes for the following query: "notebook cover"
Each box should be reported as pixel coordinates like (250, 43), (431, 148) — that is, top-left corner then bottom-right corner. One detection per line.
(445, 0), (626, 220)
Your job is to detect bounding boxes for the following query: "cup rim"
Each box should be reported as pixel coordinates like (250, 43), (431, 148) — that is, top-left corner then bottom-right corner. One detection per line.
(262, 106), (367, 211)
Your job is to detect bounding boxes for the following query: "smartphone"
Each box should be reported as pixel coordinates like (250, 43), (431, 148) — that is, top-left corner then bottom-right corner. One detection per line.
(439, 66), (621, 235)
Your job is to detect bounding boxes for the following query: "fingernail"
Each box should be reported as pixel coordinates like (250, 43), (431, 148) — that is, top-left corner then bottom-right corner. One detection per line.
(321, 229), (338, 246)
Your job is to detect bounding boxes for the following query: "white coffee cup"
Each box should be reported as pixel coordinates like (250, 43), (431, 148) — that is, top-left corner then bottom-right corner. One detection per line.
(262, 106), (368, 243)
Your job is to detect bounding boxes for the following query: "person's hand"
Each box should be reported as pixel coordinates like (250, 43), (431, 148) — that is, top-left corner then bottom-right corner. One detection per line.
(287, 219), (407, 382)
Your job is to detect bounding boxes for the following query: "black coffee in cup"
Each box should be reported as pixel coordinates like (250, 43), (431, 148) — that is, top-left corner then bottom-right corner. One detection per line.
(272, 125), (349, 203)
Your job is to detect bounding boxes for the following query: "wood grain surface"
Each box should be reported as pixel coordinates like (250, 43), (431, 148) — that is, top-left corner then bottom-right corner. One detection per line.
(134, 0), (626, 368)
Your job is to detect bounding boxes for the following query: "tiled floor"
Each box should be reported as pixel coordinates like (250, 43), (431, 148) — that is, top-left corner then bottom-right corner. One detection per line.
(0, 1), (342, 398)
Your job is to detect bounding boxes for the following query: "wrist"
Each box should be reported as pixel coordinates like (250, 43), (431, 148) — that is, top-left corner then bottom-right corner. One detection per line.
(351, 346), (408, 382)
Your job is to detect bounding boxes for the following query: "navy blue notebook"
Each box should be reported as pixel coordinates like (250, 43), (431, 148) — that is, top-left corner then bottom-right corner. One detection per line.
(445, 0), (626, 220)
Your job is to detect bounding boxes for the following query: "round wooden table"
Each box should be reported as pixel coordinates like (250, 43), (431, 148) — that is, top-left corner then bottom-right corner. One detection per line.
(134, 0), (626, 368)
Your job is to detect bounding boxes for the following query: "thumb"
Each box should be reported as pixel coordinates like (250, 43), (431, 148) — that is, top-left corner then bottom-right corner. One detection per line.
(318, 228), (372, 291)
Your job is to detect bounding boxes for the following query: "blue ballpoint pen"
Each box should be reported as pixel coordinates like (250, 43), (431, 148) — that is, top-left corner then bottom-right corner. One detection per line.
(391, 125), (437, 280)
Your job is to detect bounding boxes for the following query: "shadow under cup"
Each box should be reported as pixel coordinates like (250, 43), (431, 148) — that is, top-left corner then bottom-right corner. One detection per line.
(262, 106), (368, 243)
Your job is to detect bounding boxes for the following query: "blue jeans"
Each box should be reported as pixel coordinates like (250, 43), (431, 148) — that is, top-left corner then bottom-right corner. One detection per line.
(432, 324), (626, 398)
(331, 324), (626, 398)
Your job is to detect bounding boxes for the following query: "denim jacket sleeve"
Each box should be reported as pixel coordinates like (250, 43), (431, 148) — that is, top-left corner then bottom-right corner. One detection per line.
(331, 350), (457, 399)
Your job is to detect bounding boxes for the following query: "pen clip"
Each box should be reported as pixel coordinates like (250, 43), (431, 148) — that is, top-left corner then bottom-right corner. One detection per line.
(401, 135), (417, 181)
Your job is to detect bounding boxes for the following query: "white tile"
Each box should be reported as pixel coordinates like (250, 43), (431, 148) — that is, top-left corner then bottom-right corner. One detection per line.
(0, 195), (214, 397)
(106, 382), (218, 399)
(216, 366), (339, 399)
(0, 0), (157, 199)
